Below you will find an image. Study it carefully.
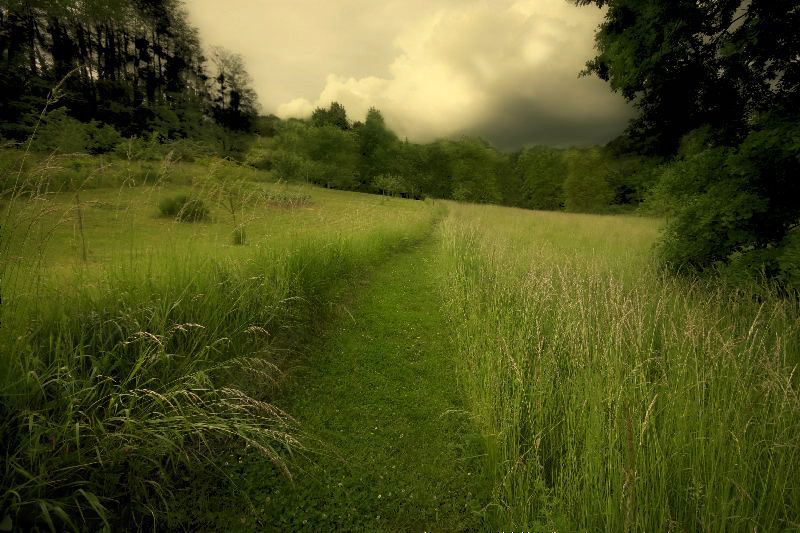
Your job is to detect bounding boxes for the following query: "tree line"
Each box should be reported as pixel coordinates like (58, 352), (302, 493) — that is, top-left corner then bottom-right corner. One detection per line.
(258, 102), (657, 214)
(0, 0), (256, 143)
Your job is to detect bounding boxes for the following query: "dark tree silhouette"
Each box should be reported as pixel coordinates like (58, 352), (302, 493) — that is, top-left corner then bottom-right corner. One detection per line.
(579, 0), (800, 281)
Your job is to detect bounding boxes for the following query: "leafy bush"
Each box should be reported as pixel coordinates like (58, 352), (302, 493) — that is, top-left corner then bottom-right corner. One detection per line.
(31, 108), (89, 154)
(158, 195), (210, 222)
(656, 116), (800, 283)
(271, 149), (312, 182)
(86, 121), (122, 154)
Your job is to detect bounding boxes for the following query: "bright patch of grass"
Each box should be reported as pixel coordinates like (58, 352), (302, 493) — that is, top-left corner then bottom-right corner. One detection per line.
(196, 241), (489, 531)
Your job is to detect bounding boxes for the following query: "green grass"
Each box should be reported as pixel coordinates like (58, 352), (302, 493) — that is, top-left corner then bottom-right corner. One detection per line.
(2, 152), (798, 531)
(0, 158), (443, 530)
(182, 241), (490, 531)
(437, 202), (800, 531)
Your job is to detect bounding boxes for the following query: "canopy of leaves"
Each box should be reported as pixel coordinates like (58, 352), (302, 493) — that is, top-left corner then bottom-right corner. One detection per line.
(579, 0), (800, 154)
(580, 0), (800, 286)
(0, 0), (259, 140)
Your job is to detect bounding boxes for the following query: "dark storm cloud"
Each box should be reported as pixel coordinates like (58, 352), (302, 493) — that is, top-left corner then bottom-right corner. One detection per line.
(187, 0), (633, 147)
(463, 95), (634, 149)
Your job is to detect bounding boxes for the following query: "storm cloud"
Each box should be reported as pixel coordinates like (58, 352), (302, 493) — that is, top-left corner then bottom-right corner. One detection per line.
(187, 0), (633, 148)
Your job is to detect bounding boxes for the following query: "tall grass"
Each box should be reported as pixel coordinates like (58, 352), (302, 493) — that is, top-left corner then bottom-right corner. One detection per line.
(0, 152), (442, 530)
(437, 203), (800, 531)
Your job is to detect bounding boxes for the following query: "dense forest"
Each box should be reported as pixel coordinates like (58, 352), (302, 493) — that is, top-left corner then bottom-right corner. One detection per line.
(1, 0), (798, 288)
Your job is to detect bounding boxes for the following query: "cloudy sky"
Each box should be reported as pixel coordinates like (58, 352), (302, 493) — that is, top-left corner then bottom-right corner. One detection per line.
(186, 0), (634, 149)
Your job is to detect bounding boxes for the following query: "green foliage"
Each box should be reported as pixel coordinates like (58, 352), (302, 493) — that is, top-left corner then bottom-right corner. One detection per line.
(562, 147), (613, 212)
(446, 138), (503, 204)
(271, 149), (313, 182)
(86, 121), (123, 154)
(31, 108), (89, 154)
(579, 0), (799, 154)
(159, 195), (211, 222)
(357, 108), (399, 187)
(115, 134), (218, 163)
(306, 125), (359, 189)
(250, 103), (654, 212)
(656, 116), (800, 281)
(515, 146), (567, 210)
(372, 174), (406, 197)
(0, 1), (220, 143)
(581, 0), (800, 286)
(244, 140), (272, 170)
(604, 154), (660, 206)
(311, 102), (349, 130)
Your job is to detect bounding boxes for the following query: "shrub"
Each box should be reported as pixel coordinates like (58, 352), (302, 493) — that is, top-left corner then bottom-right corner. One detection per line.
(158, 195), (210, 222)
(86, 121), (122, 154)
(271, 149), (313, 182)
(31, 108), (88, 154)
(656, 116), (800, 282)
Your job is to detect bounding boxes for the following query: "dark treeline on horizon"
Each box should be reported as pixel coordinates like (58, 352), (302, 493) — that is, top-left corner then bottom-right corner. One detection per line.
(258, 102), (656, 215)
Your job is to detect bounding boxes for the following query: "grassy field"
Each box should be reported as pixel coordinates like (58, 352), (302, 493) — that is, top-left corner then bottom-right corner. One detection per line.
(0, 157), (443, 530)
(438, 202), (800, 531)
(1, 155), (798, 531)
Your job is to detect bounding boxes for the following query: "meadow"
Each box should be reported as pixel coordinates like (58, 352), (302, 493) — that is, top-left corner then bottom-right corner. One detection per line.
(0, 153), (442, 530)
(1, 153), (798, 531)
(438, 203), (800, 530)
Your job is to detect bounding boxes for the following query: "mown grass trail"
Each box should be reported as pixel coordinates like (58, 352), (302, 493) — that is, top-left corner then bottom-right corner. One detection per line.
(249, 239), (488, 531)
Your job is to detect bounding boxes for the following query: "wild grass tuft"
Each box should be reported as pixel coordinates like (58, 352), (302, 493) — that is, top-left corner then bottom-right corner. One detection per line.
(158, 194), (211, 222)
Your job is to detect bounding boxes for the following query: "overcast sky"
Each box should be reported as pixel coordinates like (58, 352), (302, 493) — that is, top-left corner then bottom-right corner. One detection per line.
(186, 0), (634, 149)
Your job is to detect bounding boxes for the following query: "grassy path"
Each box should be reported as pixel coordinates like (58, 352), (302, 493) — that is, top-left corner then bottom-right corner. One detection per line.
(254, 239), (489, 531)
